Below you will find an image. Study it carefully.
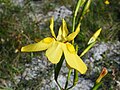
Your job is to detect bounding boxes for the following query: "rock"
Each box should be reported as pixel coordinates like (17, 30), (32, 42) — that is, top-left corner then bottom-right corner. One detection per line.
(13, 41), (120, 89)
(48, 6), (72, 20)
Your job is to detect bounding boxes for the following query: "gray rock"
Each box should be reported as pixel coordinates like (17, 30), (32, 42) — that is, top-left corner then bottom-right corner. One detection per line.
(48, 6), (72, 20)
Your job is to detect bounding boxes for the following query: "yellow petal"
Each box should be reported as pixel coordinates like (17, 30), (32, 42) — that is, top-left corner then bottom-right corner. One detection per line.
(62, 43), (87, 74)
(21, 37), (53, 52)
(62, 19), (69, 38)
(50, 17), (56, 38)
(46, 41), (63, 64)
(88, 28), (102, 45)
(67, 23), (81, 41)
(56, 19), (69, 42)
(57, 26), (63, 41)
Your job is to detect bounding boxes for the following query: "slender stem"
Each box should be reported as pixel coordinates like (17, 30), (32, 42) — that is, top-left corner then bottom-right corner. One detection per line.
(73, 70), (78, 86)
(92, 82), (102, 90)
(72, 16), (76, 32)
(64, 69), (72, 89)
(72, 13), (76, 45)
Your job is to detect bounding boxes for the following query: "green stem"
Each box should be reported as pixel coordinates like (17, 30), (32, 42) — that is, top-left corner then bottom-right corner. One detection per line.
(92, 82), (102, 90)
(72, 0), (82, 32)
(64, 69), (72, 89)
(72, 15), (76, 32)
(73, 70), (78, 86)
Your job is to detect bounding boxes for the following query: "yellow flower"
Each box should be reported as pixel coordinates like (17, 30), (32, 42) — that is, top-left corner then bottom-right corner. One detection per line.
(21, 17), (87, 74)
(96, 67), (108, 83)
(104, 0), (110, 5)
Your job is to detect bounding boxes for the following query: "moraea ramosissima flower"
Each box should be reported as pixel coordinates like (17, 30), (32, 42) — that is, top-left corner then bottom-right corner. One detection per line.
(21, 17), (87, 74)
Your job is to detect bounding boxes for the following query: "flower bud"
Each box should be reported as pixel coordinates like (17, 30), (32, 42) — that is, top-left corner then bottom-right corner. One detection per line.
(96, 67), (108, 83)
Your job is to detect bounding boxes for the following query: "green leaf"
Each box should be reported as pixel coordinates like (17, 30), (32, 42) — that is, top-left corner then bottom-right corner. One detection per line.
(80, 41), (96, 57)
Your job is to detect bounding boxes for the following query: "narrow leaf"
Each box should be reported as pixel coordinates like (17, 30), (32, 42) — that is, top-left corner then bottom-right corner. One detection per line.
(80, 41), (96, 57)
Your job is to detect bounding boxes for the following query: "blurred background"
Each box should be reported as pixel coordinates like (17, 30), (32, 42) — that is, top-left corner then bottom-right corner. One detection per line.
(0, 0), (120, 90)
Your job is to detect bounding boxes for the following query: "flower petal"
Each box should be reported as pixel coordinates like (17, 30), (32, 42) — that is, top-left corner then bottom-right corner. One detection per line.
(56, 19), (69, 41)
(46, 41), (63, 64)
(57, 26), (63, 41)
(21, 37), (53, 52)
(67, 23), (81, 41)
(62, 43), (87, 74)
(62, 19), (69, 38)
(50, 17), (56, 38)
(88, 28), (102, 45)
